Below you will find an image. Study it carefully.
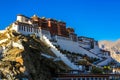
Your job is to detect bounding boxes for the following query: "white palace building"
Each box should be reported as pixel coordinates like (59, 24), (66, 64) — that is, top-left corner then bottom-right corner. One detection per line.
(10, 14), (111, 70)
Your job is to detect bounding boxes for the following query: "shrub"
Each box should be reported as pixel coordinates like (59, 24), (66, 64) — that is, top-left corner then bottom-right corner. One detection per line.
(91, 66), (103, 74)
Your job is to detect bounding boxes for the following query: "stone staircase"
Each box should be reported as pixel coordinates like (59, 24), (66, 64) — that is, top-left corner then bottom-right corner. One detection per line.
(93, 58), (105, 65)
(97, 57), (112, 66)
(41, 35), (79, 70)
(77, 45), (111, 67)
(79, 46), (99, 57)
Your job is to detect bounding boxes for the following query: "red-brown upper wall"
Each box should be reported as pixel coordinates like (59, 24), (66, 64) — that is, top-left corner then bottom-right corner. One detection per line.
(30, 15), (70, 37)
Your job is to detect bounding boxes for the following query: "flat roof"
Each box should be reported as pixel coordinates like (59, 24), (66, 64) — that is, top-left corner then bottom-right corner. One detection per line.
(17, 14), (30, 19)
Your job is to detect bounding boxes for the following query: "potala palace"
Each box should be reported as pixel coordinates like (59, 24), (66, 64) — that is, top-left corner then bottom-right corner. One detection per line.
(9, 14), (112, 69)
(0, 14), (120, 80)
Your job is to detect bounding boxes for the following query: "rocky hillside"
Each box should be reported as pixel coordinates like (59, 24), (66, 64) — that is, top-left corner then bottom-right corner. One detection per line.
(99, 40), (120, 63)
(0, 27), (70, 80)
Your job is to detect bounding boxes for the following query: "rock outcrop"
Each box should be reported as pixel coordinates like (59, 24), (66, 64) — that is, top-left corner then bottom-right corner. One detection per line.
(0, 28), (69, 80)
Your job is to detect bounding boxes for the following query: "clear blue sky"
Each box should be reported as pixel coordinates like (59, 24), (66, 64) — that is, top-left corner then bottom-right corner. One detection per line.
(0, 0), (120, 41)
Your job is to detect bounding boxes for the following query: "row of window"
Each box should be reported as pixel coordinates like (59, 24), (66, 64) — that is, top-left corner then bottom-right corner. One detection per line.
(18, 26), (40, 33)
(53, 77), (108, 80)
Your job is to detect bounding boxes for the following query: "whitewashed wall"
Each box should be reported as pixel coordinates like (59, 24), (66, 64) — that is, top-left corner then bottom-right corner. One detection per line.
(97, 57), (112, 66)
(112, 68), (120, 74)
(12, 24), (51, 40)
(41, 30), (51, 39)
(56, 37), (99, 58)
(18, 26), (39, 36)
(42, 35), (79, 70)
(78, 42), (91, 49)
(90, 42), (101, 54)
(17, 15), (30, 24)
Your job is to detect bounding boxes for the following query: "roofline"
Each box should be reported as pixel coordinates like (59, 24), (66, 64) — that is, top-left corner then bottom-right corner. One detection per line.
(17, 14), (30, 19)
(78, 36), (94, 40)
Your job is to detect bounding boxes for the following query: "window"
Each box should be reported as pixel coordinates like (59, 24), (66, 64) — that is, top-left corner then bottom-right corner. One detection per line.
(34, 28), (36, 33)
(82, 78), (85, 80)
(28, 27), (30, 32)
(25, 19), (28, 22)
(95, 78), (97, 80)
(21, 26), (23, 30)
(36, 29), (38, 33)
(31, 27), (32, 32)
(73, 78), (76, 80)
(18, 26), (21, 30)
(57, 78), (71, 80)
(87, 78), (89, 80)
(27, 27), (29, 32)
(99, 78), (101, 80)
(24, 26), (25, 31)
(78, 78), (81, 80)
(91, 77), (93, 80)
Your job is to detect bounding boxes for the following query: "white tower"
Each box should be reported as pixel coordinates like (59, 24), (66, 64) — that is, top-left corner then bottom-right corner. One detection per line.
(17, 14), (30, 23)
(17, 14), (24, 22)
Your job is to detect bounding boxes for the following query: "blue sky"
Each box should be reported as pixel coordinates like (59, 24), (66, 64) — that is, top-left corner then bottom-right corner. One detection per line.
(0, 0), (120, 41)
